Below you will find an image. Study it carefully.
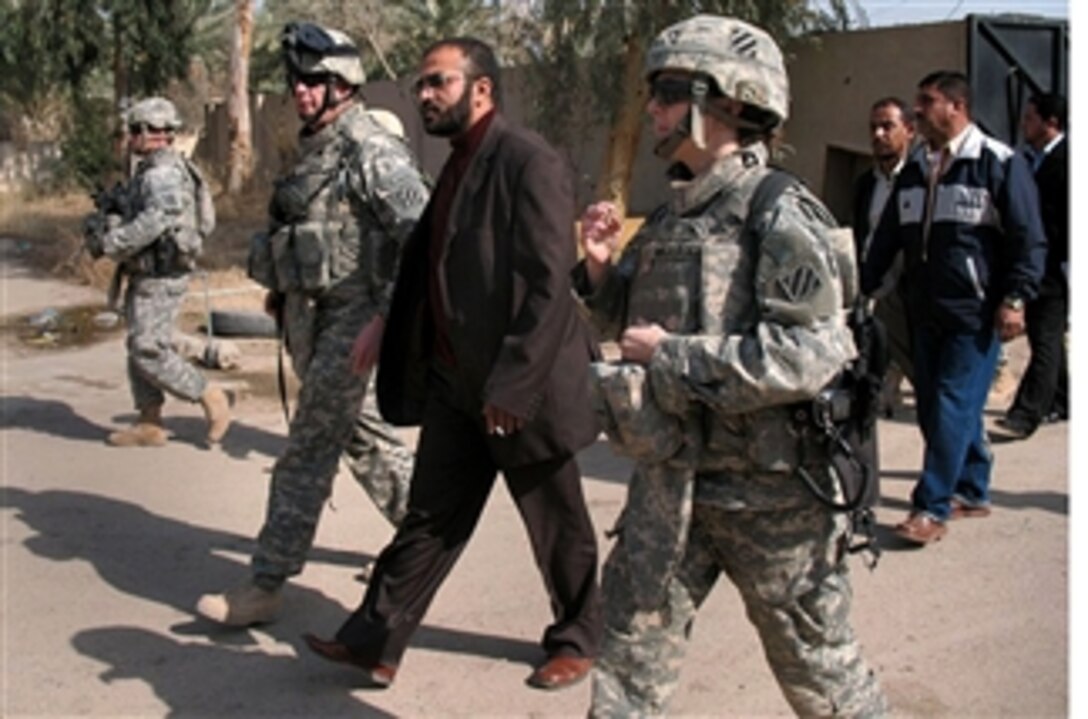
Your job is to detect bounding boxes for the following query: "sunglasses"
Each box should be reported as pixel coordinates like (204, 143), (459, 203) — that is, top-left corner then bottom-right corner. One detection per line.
(128, 123), (167, 135)
(648, 76), (694, 106)
(411, 71), (467, 95)
(288, 72), (330, 89)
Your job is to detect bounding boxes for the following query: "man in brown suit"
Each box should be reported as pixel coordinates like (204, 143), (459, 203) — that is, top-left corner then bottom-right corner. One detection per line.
(303, 36), (602, 691)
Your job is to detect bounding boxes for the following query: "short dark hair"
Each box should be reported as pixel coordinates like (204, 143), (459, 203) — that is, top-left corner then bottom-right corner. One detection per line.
(871, 96), (915, 126)
(918, 70), (971, 114)
(423, 37), (503, 109)
(1029, 92), (1067, 131)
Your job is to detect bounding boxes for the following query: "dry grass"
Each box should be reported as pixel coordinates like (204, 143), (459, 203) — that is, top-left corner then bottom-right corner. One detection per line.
(1, 187), (645, 294)
(0, 186), (269, 291)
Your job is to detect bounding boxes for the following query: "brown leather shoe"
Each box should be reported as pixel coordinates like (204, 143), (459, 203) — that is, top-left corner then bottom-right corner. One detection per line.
(895, 513), (947, 545)
(526, 655), (593, 690)
(950, 498), (992, 520)
(302, 633), (396, 688)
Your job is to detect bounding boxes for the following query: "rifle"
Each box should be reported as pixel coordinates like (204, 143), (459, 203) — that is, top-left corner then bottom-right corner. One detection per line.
(83, 182), (130, 259)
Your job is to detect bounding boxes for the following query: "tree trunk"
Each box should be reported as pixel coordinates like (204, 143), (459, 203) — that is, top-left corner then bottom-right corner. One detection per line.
(594, 31), (646, 220)
(226, 0), (254, 194)
(112, 14), (130, 178)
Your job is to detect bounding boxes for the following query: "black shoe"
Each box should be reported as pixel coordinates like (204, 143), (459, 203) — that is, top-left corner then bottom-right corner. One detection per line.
(995, 414), (1036, 438)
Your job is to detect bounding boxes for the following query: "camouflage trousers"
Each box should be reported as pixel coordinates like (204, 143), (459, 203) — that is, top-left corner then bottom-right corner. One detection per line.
(124, 275), (206, 409)
(252, 293), (413, 588)
(592, 493), (887, 718)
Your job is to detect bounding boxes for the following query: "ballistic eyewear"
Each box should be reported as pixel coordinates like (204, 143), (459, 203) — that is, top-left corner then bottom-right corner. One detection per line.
(648, 76), (694, 106)
(287, 71), (331, 90)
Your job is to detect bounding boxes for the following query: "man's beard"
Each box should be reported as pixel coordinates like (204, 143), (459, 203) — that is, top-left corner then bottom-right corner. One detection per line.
(421, 90), (473, 137)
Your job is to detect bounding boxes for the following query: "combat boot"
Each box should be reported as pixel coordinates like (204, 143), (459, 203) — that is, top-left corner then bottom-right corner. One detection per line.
(107, 405), (167, 447)
(200, 384), (231, 443)
(196, 581), (282, 627)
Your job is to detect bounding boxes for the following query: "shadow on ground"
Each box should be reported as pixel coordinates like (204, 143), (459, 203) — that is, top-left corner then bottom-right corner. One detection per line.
(3, 487), (543, 714)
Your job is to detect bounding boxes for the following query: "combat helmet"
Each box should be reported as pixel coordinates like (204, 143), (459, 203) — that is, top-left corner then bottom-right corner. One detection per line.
(645, 14), (788, 152)
(126, 97), (183, 132)
(282, 22), (365, 87)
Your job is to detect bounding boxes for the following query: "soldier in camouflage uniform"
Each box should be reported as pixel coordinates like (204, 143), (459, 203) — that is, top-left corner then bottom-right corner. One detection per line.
(84, 97), (230, 448)
(196, 22), (428, 627)
(575, 15), (887, 717)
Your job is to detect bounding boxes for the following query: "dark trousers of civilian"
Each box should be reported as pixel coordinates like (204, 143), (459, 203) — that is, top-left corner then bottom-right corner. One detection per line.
(1008, 275), (1069, 429)
(910, 321), (999, 522)
(335, 366), (602, 669)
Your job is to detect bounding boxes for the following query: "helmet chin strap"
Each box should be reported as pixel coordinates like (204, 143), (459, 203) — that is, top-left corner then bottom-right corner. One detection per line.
(299, 77), (354, 130)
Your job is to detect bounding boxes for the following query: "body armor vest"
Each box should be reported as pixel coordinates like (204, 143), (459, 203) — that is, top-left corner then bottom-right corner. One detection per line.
(251, 106), (385, 295)
(624, 166), (765, 338)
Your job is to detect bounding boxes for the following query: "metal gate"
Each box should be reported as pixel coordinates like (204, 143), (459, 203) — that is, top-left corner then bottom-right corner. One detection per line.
(967, 14), (1069, 146)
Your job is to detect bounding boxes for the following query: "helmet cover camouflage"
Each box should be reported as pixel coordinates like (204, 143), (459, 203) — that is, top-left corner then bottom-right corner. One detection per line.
(645, 14), (789, 125)
(126, 97), (183, 131)
(282, 22), (366, 86)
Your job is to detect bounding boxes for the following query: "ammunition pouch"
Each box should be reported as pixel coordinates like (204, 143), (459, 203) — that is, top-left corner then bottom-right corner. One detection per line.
(250, 170), (338, 293)
(589, 362), (686, 463)
(270, 176), (314, 225)
(127, 234), (190, 277)
(247, 223), (334, 294)
(248, 230), (277, 289)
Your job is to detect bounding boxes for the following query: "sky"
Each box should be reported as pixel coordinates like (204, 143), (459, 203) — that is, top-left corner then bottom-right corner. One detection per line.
(831, 0), (1068, 26)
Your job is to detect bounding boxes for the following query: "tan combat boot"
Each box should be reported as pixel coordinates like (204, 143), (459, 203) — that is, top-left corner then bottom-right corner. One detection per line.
(107, 405), (167, 447)
(200, 384), (231, 443)
(196, 581), (282, 626)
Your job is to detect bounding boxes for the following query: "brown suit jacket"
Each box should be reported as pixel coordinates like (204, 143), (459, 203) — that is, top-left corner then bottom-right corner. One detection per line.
(377, 114), (599, 468)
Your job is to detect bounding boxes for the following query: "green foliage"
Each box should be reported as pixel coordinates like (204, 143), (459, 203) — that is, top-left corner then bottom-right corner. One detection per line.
(56, 98), (122, 190)
(382, 0), (501, 77)
(522, 0), (864, 151)
(0, 0), (212, 132)
(252, 0), (504, 86)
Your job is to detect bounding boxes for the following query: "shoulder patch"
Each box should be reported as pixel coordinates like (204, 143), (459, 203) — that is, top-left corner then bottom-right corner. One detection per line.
(776, 265), (823, 303)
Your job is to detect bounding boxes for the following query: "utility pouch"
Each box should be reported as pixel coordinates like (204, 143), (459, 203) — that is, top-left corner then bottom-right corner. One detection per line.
(589, 362), (685, 463)
(292, 222), (331, 291)
(248, 230), (278, 289)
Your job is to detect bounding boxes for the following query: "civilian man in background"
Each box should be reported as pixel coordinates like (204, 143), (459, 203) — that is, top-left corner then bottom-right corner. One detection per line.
(853, 96), (917, 416)
(863, 71), (1045, 545)
(997, 92), (1069, 438)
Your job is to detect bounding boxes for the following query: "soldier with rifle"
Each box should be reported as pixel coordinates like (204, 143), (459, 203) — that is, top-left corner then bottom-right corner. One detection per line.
(83, 97), (229, 448)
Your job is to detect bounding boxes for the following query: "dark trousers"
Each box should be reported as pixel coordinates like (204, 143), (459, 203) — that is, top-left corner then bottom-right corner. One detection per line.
(336, 366), (602, 668)
(1008, 275), (1069, 428)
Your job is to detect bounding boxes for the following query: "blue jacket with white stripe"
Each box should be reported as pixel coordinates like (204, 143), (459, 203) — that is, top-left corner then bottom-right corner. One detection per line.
(861, 123), (1046, 333)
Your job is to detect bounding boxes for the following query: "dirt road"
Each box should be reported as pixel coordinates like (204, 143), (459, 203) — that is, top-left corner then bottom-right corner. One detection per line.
(2, 245), (1068, 717)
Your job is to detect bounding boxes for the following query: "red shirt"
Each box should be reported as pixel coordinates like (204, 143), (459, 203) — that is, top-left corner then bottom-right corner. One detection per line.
(427, 110), (496, 366)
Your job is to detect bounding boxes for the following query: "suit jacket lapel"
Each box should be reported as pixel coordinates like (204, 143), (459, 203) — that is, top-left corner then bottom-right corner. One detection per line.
(444, 114), (505, 256)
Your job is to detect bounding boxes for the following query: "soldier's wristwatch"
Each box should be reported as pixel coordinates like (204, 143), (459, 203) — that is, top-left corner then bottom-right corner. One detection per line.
(1003, 294), (1025, 312)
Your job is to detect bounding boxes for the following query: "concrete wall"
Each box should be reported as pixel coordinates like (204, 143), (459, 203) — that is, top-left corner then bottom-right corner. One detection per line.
(0, 142), (62, 194)
(780, 21), (967, 221)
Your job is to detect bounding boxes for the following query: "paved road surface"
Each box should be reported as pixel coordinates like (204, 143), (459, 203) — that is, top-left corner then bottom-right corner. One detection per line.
(2, 251), (1069, 717)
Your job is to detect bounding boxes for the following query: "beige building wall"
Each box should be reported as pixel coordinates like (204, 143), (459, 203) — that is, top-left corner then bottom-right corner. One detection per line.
(780, 21), (966, 222)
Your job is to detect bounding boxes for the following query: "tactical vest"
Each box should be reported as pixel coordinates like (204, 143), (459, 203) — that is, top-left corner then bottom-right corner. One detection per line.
(249, 106), (386, 295)
(125, 149), (210, 276)
(623, 168), (763, 341)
